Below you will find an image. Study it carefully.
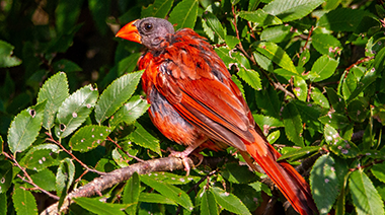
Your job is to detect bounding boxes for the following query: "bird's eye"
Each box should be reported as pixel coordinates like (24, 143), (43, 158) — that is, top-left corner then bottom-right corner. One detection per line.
(144, 23), (153, 31)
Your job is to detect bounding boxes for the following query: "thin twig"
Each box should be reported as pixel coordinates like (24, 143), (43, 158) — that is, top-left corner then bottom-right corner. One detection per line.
(107, 136), (144, 162)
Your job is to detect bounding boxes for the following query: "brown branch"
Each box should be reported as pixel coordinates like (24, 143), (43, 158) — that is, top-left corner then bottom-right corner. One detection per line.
(344, 56), (375, 78)
(302, 26), (314, 52)
(40, 156), (224, 215)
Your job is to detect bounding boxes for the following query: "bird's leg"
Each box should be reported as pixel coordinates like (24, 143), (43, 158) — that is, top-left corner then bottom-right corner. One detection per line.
(169, 138), (207, 175)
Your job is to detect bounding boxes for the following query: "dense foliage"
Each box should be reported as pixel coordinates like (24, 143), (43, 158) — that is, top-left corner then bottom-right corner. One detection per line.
(1, 0), (385, 214)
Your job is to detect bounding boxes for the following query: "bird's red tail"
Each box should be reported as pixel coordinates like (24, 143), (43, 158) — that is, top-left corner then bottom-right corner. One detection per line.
(241, 130), (317, 215)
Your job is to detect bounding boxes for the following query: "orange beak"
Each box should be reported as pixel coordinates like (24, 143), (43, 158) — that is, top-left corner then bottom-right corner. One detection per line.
(115, 20), (142, 44)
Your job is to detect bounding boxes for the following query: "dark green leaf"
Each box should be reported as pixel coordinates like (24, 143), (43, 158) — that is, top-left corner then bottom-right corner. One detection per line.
(260, 25), (293, 43)
(318, 8), (369, 32)
(168, 0), (198, 30)
(74, 197), (127, 215)
(293, 76), (307, 101)
(19, 144), (60, 171)
(89, 0), (111, 34)
(203, 12), (226, 43)
(12, 188), (38, 215)
(141, 176), (193, 211)
(95, 70), (143, 124)
(56, 0), (84, 33)
(371, 163), (385, 184)
(0, 160), (12, 193)
(263, 0), (325, 22)
(37, 72), (69, 130)
(349, 170), (384, 215)
(0, 193), (6, 215)
(221, 163), (258, 184)
(282, 102), (304, 147)
(110, 95), (150, 127)
(346, 67), (378, 103)
(311, 87), (330, 109)
(141, 0), (174, 18)
(52, 59), (82, 73)
(69, 125), (113, 152)
(253, 114), (284, 128)
(8, 102), (45, 153)
(238, 10), (282, 27)
(129, 122), (161, 155)
(141, 172), (198, 185)
(201, 189), (218, 215)
(310, 154), (340, 215)
(30, 169), (56, 191)
(56, 158), (75, 197)
(138, 193), (176, 205)
(211, 187), (251, 215)
(123, 172), (140, 214)
(55, 85), (98, 138)
(0, 40), (22, 68)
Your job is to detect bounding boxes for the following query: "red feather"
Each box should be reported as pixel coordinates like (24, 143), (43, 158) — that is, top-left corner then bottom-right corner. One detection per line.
(117, 19), (317, 215)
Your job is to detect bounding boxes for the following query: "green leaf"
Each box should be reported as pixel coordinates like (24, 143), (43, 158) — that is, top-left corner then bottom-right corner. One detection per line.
(282, 102), (304, 147)
(221, 163), (258, 184)
(310, 154), (340, 215)
(37, 72), (69, 130)
(110, 95), (150, 127)
(19, 144), (60, 171)
(115, 53), (142, 77)
(141, 172), (198, 185)
(0, 193), (6, 215)
(311, 34), (342, 56)
(293, 76), (307, 101)
(267, 130), (280, 144)
(237, 68), (262, 90)
(260, 25), (293, 43)
(371, 163), (385, 184)
(55, 84), (98, 138)
(323, 124), (342, 145)
(74, 197), (127, 215)
(141, 0), (174, 18)
(253, 114), (284, 128)
(308, 55), (339, 82)
(12, 188), (38, 215)
(349, 170), (384, 215)
(52, 59), (82, 73)
(56, 158), (75, 197)
(256, 42), (298, 75)
(141, 176), (193, 211)
(203, 12), (226, 43)
(88, 0), (110, 34)
(123, 172), (140, 214)
(0, 160), (12, 193)
(8, 102), (45, 154)
(30, 169), (56, 191)
(278, 146), (320, 162)
(69, 125), (113, 152)
(138, 193), (176, 205)
(263, 0), (325, 22)
(318, 8), (369, 32)
(0, 40), (22, 68)
(255, 85), (282, 118)
(211, 187), (251, 215)
(95, 70), (143, 124)
(225, 36), (240, 50)
(168, 0), (198, 30)
(129, 122), (161, 155)
(311, 87), (330, 109)
(238, 10), (282, 27)
(55, 0), (84, 33)
(346, 67), (379, 103)
(201, 189), (218, 215)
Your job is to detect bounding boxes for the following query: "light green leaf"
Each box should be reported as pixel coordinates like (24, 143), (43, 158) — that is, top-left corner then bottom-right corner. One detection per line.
(293, 76), (307, 101)
(8, 102), (45, 154)
(201, 189), (218, 215)
(238, 10), (282, 27)
(349, 170), (384, 215)
(129, 122), (161, 155)
(19, 144), (60, 171)
(109, 95), (150, 127)
(69, 125), (113, 152)
(56, 158), (75, 197)
(260, 25), (293, 43)
(310, 87), (330, 109)
(141, 0), (174, 18)
(263, 0), (325, 22)
(256, 42), (298, 75)
(310, 154), (340, 215)
(95, 70), (143, 124)
(55, 84), (98, 138)
(168, 0), (198, 30)
(371, 163), (385, 184)
(138, 193), (177, 205)
(12, 188), (38, 215)
(0, 40), (22, 68)
(318, 8), (369, 32)
(141, 176), (193, 211)
(278, 146), (320, 162)
(37, 72), (69, 130)
(123, 172), (140, 214)
(311, 34), (342, 56)
(237, 68), (262, 90)
(203, 12), (226, 43)
(308, 55), (339, 82)
(211, 187), (251, 215)
(141, 172), (198, 185)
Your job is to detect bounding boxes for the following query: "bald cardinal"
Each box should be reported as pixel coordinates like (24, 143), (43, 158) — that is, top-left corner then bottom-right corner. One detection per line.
(116, 17), (317, 215)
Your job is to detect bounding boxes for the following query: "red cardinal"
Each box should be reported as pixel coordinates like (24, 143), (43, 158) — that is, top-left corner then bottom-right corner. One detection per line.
(116, 17), (317, 215)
